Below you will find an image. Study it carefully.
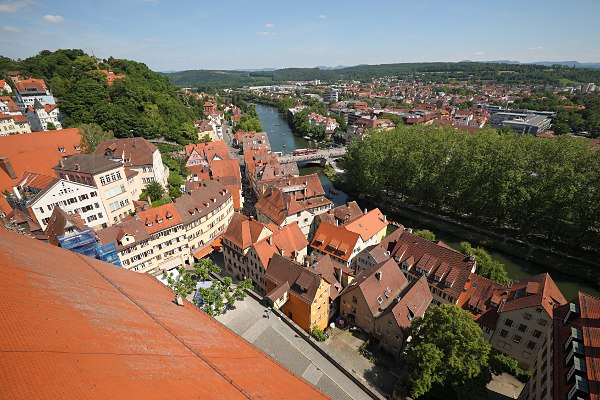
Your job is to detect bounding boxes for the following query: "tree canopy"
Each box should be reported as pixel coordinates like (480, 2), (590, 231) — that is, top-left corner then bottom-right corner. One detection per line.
(163, 259), (253, 316)
(1, 49), (200, 144)
(343, 124), (600, 281)
(459, 242), (511, 285)
(405, 304), (492, 399)
(78, 123), (114, 153)
(413, 229), (436, 241)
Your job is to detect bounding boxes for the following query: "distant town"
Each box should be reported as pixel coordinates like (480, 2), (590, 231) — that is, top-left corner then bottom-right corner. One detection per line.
(1, 50), (599, 400)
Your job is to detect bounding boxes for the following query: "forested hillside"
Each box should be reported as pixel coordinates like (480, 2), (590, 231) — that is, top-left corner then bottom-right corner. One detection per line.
(0, 49), (200, 144)
(165, 62), (600, 88)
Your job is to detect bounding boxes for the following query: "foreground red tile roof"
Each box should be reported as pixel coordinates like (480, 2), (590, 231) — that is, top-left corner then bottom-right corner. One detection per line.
(0, 228), (329, 400)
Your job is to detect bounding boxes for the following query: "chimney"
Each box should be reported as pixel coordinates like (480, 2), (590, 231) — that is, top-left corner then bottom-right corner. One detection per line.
(59, 159), (64, 168)
(0, 158), (17, 179)
(407, 228), (413, 233)
(75, 164), (80, 171)
(279, 248), (284, 256)
(267, 236), (272, 245)
(364, 208), (367, 214)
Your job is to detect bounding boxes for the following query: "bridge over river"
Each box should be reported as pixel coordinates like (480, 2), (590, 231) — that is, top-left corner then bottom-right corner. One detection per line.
(276, 147), (347, 166)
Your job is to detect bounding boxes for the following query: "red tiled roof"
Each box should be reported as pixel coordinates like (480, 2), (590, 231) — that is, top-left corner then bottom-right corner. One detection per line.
(458, 273), (509, 330)
(0, 129), (82, 213)
(344, 208), (388, 241)
(0, 228), (329, 400)
(92, 137), (158, 166)
(136, 203), (183, 235)
(252, 222), (308, 269)
(500, 273), (567, 318)
(14, 77), (47, 93)
(311, 222), (360, 262)
(222, 212), (271, 250)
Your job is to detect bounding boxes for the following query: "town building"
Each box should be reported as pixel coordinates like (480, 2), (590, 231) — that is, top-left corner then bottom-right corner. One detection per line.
(519, 291), (599, 400)
(44, 207), (122, 266)
(99, 69), (125, 85)
(96, 203), (188, 274)
(265, 253), (331, 333)
(0, 112), (31, 135)
(310, 254), (355, 318)
(489, 273), (567, 369)
(23, 100), (62, 131)
(323, 89), (339, 103)
(7, 171), (109, 230)
(372, 275), (432, 355)
(255, 174), (333, 237)
(241, 131), (271, 153)
(359, 227), (476, 306)
(54, 154), (136, 225)
(0, 96), (21, 115)
(13, 77), (56, 110)
(308, 112), (340, 134)
(0, 228), (329, 400)
(92, 137), (169, 190)
(310, 208), (388, 268)
(0, 79), (12, 94)
(0, 128), (82, 214)
(173, 180), (234, 259)
(221, 213), (308, 293)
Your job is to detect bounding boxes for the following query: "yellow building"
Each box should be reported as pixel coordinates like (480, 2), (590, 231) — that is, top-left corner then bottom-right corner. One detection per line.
(265, 254), (330, 333)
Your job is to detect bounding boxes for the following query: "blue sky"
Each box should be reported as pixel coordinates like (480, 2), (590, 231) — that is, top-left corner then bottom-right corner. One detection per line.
(1, 0), (599, 71)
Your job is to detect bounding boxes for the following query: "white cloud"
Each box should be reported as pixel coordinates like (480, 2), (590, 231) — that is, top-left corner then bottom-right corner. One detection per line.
(527, 46), (545, 51)
(2, 25), (21, 33)
(265, 23), (275, 29)
(474, 51), (485, 56)
(43, 14), (64, 24)
(257, 31), (277, 36)
(318, 15), (327, 19)
(0, 0), (32, 13)
(143, 37), (160, 42)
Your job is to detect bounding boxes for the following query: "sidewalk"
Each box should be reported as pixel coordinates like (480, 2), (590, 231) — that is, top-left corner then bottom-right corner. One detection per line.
(216, 295), (374, 400)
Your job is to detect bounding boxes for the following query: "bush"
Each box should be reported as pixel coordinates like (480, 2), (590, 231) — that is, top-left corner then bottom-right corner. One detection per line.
(489, 351), (531, 383)
(311, 327), (327, 342)
(413, 229), (436, 241)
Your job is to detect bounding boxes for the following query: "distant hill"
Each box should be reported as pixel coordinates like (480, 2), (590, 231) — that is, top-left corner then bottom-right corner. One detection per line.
(461, 60), (600, 69)
(164, 61), (600, 89)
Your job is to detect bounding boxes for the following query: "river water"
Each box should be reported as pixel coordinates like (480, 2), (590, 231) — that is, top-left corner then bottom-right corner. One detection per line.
(254, 103), (599, 299)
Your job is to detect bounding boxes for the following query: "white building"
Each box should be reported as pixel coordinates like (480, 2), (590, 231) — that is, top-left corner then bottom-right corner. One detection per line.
(0, 113), (31, 136)
(24, 100), (62, 131)
(7, 172), (109, 231)
(13, 78), (56, 110)
(92, 138), (169, 190)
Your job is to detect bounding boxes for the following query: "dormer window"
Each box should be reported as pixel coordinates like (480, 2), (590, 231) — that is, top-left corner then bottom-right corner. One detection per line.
(156, 216), (163, 223)
(58, 147), (65, 153)
(166, 212), (173, 220)
(377, 295), (383, 304)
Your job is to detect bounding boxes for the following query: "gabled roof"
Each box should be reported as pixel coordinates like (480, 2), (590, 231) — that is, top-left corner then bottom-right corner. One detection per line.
(135, 203), (183, 235)
(251, 222), (308, 269)
(318, 201), (364, 226)
(0, 228), (329, 400)
(222, 212), (272, 250)
(265, 254), (323, 305)
(174, 180), (231, 224)
(0, 129), (82, 213)
(388, 228), (476, 301)
(96, 218), (150, 250)
(342, 258), (408, 317)
(344, 208), (388, 241)
(500, 273), (567, 318)
(458, 273), (509, 330)
(255, 184), (332, 225)
(311, 254), (354, 300)
(44, 207), (87, 246)
(310, 221), (360, 262)
(385, 275), (432, 330)
(92, 137), (158, 166)
(14, 77), (47, 94)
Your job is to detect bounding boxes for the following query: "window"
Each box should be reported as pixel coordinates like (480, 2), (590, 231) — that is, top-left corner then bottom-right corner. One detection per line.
(527, 341), (536, 350)
(523, 312), (532, 320)
(532, 329), (542, 339)
(518, 324), (527, 332)
(352, 296), (357, 304)
(522, 351), (531, 359)
(513, 335), (522, 343)
(500, 329), (509, 338)
(538, 319), (547, 326)
(377, 296), (383, 304)
(504, 318), (514, 327)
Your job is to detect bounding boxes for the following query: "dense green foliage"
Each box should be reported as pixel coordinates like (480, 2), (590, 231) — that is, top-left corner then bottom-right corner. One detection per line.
(165, 62), (600, 88)
(344, 125), (600, 259)
(140, 181), (166, 203)
(413, 229), (436, 241)
(78, 123), (114, 153)
(1, 50), (199, 144)
(405, 304), (492, 399)
(163, 259), (253, 317)
(459, 242), (511, 285)
(310, 327), (327, 341)
(489, 351), (531, 383)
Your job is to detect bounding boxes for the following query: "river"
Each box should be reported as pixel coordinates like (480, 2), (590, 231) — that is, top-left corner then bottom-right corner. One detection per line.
(254, 103), (599, 299)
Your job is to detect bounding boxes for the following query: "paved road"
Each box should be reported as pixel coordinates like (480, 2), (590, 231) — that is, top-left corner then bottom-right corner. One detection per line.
(215, 295), (374, 400)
